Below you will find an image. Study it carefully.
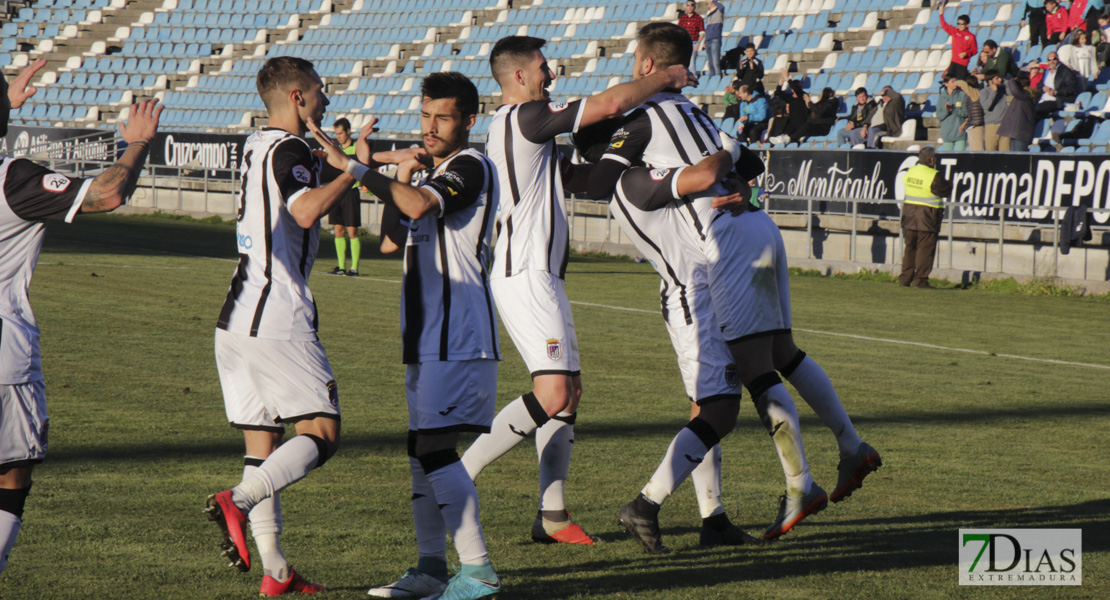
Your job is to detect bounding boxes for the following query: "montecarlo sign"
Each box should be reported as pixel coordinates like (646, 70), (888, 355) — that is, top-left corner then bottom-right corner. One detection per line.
(0, 125), (113, 166)
(761, 149), (1110, 225)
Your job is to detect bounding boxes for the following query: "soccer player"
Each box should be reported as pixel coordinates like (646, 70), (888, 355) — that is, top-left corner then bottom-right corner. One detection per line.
(461, 35), (695, 546)
(309, 72), (502, 600)
(324, 117), (363, 277)
(584, 22), (830, 547)
(204, 56), (419, 596)
(0, 59), (162, 576)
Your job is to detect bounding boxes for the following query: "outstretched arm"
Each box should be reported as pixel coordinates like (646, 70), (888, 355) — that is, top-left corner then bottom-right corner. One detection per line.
(81, 99), (164, 213)
(579, 65), (698, 128)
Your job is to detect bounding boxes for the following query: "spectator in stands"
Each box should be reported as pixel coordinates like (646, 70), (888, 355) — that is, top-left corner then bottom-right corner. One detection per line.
(1084, 0), (1106, 33)
(999, 74), (1037, 151)
(678, 1), (705, 71)
(1022, 0), (1050, 46)
(1065, 31), (1099, 86)
(1063, 0), (1090, 44)
(836, 87), (878, 146)
(938, 75), (970, 151)
(703, 0), (725, 77)
(1045, 0), (1070, 45)
(974, 40), (1018, 80)
(954, 77), (985, 151)
(789, 87), (838, 143)
(937, 6), (978, 80)
(1096, 14), (1110, 66)
(980, 70), (1008, 151)
(1036, 51), (1081, 116)
(859, 87), (905, 149)
(762, 97), (790, 146)
(736, 43), (765, 93)
(774, 69), (808, 140)
(723, 79), (740, 121)
(736, 84), (769, 144)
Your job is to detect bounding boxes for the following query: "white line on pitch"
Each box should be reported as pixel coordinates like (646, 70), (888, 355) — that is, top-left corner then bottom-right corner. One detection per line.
(44, 244), (1109, 371)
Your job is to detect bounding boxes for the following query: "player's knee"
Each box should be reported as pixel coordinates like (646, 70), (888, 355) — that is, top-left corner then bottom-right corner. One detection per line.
(777, 348), (807, 378)
(0, 484), (32, 519)
(416, 448), (461, 475)
(696, 397), (740, 438)
(748, 372), (785, 434)
(301, 433), (338, 468)
(532, 378), (573, 415)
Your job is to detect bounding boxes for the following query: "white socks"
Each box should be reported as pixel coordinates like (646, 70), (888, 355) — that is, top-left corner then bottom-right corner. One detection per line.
(756, 384), (814, 497)
(243, 459), (288, 582)
(641, 420), (717, 506)
(425, 460), (489, 566)
(535, 412), (574, 513)
(0, 510), (20, 576)
(786, 355), (862, 457)
(690, 444), (726, 518)
(409, 457), (448, 563)
(463, 394), (548, 479)
(232, 435), (320, 512)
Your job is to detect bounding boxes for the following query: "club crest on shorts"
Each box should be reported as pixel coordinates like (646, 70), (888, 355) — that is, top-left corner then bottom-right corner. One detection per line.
(326, 380), (339, 406)
(546, 338), (562, 361)
(725, 364), (738, 388)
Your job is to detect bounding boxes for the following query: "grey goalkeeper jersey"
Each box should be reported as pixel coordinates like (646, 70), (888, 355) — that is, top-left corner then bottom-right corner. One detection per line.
(0, 156), (91, 384)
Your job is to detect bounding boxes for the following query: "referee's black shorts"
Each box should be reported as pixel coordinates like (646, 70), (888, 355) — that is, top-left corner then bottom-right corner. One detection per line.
(326, 188), (362, 228)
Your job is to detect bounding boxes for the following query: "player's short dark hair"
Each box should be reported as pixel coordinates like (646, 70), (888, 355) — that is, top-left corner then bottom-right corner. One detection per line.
(421, 71), (479, 117)
(918, 145), (936, 165)
(256, 56), (317, 111)
(637, 22), (693, 70)
(983, 39), (998, 50)
(333, 117), (351, 131)
(490, 36), (546, 84)
(855, 87), (868, 96)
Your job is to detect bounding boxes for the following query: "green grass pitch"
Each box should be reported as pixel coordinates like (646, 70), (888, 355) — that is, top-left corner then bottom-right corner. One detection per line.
(3, 213), (1107, 599)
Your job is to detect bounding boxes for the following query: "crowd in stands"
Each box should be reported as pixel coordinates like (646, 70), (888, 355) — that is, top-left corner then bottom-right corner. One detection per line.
(707, 0), (1110, 151)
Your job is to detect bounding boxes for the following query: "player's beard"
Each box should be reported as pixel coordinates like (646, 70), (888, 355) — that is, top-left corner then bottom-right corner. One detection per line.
(423, 128), (465, 159)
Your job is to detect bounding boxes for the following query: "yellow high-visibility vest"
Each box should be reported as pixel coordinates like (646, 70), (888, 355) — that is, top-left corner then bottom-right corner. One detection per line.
(902, 164), (943, 209)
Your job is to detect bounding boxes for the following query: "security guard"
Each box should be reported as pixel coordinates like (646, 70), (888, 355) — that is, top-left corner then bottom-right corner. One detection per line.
(899, 146), (952, 288)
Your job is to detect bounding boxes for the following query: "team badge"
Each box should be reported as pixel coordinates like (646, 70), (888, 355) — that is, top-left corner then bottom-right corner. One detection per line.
(326, 380), (339, 407)
(548, 101), (568, 112)
(725, 364), (738, 388)
(42, 173), (71, 192)
(292, 165), (311, 184)
(546, 338), (562, 360)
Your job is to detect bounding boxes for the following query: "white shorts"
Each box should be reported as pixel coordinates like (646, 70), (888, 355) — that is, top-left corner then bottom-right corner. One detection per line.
(0, 381), (47, 468)
(406, 359), (497, 434)
(705, 209), (792, 343)
(491, 271), (580, 377)
(664, 285), (742, 404)
(215, 328), (339, 432)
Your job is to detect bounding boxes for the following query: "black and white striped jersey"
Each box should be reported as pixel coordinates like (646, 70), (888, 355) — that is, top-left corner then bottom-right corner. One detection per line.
(0, 157), (91, 383)
(216, 128), (322, 341)
(599, 91), (727, 243)
(486, 99), (585, 280)
(397, 148), (500, 364)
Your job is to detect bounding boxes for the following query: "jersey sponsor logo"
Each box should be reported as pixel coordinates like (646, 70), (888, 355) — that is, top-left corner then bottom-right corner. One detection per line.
(41, 173), (72, 193)
(438, 170), (466, 196)
(237, 233), (253, 250)
(650, 168), (671, 181)
(292, 164), (312, 184)
(546, 338), (562, 361)
(548, 101), (569, 112)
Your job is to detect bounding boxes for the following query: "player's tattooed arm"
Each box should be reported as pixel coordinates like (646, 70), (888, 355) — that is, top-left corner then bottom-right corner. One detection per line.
(82, 99), (164, 214)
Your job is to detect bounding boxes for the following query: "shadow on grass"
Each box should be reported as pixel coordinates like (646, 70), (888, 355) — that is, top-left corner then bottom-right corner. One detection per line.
(499, 500), (1109, 598)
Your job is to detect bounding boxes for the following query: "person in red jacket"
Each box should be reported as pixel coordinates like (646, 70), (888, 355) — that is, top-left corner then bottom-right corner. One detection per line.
(1064, 0), (1089, 44)
(1045, 0), (1070, 44)
(938, 6), (978, 80)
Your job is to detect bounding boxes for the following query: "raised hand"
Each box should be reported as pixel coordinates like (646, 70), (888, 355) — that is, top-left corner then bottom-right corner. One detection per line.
(118, 99), (164, 145)
(305, 117), (352, 172)
(8, 58), (48, 109)
(356, 117), (379, 164)
(665, 64), (699, 89)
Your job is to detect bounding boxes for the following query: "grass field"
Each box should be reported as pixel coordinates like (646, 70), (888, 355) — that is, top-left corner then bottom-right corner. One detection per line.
(3, 213), (1107, 599)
